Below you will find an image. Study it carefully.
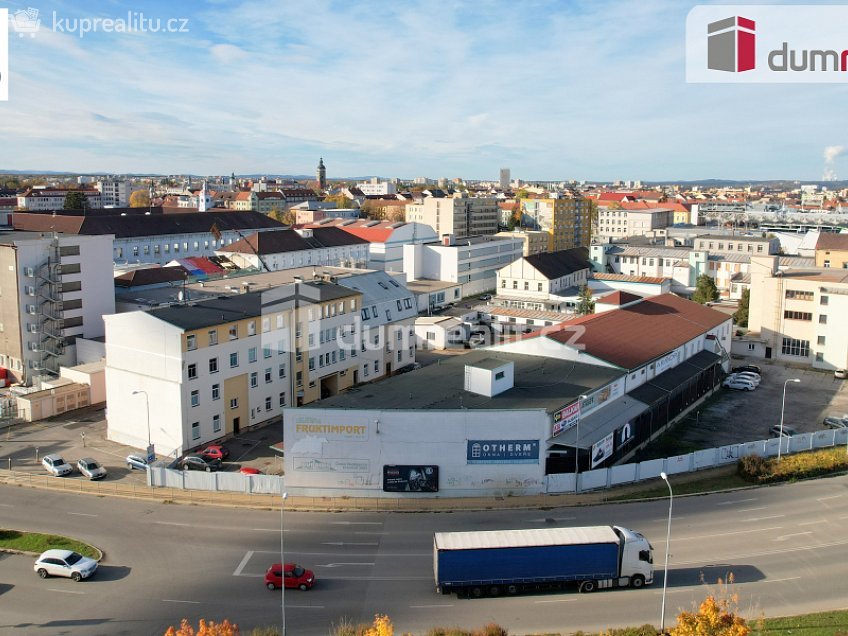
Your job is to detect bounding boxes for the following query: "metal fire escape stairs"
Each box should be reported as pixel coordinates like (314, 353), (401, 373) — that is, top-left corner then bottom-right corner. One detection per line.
(35, 239), (64, 378)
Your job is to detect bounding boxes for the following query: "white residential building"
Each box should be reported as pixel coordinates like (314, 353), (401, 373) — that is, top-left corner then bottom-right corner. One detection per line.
(356, 178), (397, 196)
(405, 193), (499, 239)
(97, 179), (131, 208)
(0, 232), (115, 384)
(494, 248), (590, 312)
(17, 187), (102, 211)
(403, 235), (524, 298)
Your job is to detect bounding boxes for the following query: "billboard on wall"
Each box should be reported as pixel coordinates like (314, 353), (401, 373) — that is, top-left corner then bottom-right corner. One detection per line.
(382, 465), (439, 492)
(591, 432), (615, 468)
(467, 440), (540, 464)
(552, 402), (580, 436)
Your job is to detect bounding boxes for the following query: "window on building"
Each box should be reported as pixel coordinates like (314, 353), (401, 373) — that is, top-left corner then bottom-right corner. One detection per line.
(747, 344), (755, 351)
(212, 415), (221, 433)
(263, 345), (272, 358)
(781, 337), (810, 357)
(265, 396), (272, 411)
(250, 372), (258, 388)
(785, 290), (814, 301)
(209, 358), (218, 374)
(278, 364), (286, 379)
(816, 352), (824, 362)
(308, 357), (315, 371)
(191, 422), (200, 440)
(817, 336), (826, 345)
(190, 390), (199, 407)
(248, 347), (257, 363)
(820, 315), (827, 324)
(296, 371), (303, 387)
(208, 329), (218, 346)
(228, 325), (238, 340)
(363, 364), (369, 377)
(783, 310), (812, 321)
(186, 334), (197, 351)
(501, 280), (506, 288)
(230, 398), (238, 409)
(264, 368), (272, 383)
(212, 384), (220, 400)
(821, 295), (829, 305)
(230, 352), (238, 367)
(824, 260), (831, 268)
(374, 360), (379, 373)
(187, 363), (197, 380)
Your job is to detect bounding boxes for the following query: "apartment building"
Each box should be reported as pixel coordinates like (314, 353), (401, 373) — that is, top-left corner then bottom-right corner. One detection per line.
(215, 227), (370, 271)
(96, 179), (131, 208)
(356, 178), (397, 196)
(105, 281), (364, 455)
(402, 235), (524, 297)
(494, 229), (549, 256)
(815, 233), (848, 268)
(17, 187), (102, 211)
(520, 197), (592, 251)
(595, 207), (674, 242)
(743, 255), (848, 370)
(694, 234), (779, 256)
(0, 232), (115, 384)
(494, 248), (590, 312)
(12, 210), (284, 265)
(405, 193), (499, 239)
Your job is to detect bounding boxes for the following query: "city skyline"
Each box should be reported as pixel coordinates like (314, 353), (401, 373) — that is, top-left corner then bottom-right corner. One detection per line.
(1, 0), (847, 181)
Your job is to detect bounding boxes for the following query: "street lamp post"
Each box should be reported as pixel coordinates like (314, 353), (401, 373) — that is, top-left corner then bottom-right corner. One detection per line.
(574, 394), (588, 493)
(131, 390), (152, 457)
(659, 471), (673, 634)
(281, 491), (288, 636)
(777, 378), (801, 462)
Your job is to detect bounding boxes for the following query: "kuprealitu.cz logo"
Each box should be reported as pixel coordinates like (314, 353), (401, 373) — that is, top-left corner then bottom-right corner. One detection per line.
(687, 5), (848, 83)
(7, 6), (189, 39)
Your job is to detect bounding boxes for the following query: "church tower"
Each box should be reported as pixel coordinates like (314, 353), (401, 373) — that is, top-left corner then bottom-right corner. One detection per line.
(317, 157), (327, 189)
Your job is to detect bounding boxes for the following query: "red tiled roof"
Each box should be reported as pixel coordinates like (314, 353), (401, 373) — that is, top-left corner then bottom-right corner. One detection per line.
(596, 291), (643, 305)
(815, 232), (848, 251)
(337, 225), (395, 243)
(597, 192), (634, 202)
(538, 293), (729, 369)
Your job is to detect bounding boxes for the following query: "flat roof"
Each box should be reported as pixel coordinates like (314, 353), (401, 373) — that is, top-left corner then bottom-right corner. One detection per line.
(405, 279), (460, 293)
(305, 350), (622, 412)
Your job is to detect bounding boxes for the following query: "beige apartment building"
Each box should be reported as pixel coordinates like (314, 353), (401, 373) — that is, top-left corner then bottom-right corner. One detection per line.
(494, 229), (549, 256)
(405, 193), (499, 239)
(743, 255), (848, 370)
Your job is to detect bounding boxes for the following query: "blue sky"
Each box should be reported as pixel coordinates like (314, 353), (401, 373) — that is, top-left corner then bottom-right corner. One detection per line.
(1, 0), (847, 181)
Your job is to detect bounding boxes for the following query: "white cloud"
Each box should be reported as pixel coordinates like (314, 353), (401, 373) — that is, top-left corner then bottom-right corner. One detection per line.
(209, 43), (247, 64)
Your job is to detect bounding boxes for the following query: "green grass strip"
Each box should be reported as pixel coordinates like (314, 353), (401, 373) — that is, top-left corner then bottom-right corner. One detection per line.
(0, 529), (101, 560)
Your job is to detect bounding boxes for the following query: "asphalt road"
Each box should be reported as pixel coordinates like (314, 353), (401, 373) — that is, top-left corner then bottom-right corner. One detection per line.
(2, 476), (848, 635)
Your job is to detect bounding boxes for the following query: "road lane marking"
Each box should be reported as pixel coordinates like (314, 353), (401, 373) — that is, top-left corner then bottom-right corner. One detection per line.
(316, 562), (375, 568)
(716, 498), (757, 506)
(67, 512), (98, 517)
(534, 599), (577, 604)
(288, 605), (325, 609)
(672, 527), (783, 541)
(153, 521), (190, 527)
(762, 576), (802, 583)
(233, 551), (254, 577)
(251, 528), (280, 532)
(0, 503), (13, 508)
(816, 495), (842, 502)
(48, 588), (85, 595)
(774, 532), (813, 542)
(329, 521), (382, 526)
(163, 599), (202, 604)
(743, 515), (785, 522)
(411, 604), (455, 608)
(527, 516), (576, 523)
(322, 542), (378, 546)
(799, 519), (828, 526)
(736, 506), (767, 513)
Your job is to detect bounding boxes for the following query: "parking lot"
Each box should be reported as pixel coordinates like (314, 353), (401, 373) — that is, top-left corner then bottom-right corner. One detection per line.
(641, 358), (848, 458)
(0, 405), (284, 482)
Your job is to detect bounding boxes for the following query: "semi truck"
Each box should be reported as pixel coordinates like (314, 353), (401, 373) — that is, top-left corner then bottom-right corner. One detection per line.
(433, 525), (653, 598)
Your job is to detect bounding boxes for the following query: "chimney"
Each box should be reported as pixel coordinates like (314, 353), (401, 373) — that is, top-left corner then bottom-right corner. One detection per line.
(442, 234), (455, 247)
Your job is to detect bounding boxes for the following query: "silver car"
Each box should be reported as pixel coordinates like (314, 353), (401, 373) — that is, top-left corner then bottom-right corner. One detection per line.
(77, 457), (107, 480)
(34, 549), (98, 581)
(41, 454), (73, 477)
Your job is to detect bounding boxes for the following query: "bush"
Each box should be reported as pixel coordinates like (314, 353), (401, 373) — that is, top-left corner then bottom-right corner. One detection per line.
(249, 628), (280, 636)
(602, 627), (659, 636)
(737, 454), (769, 482)
(738, 448), (848, 484)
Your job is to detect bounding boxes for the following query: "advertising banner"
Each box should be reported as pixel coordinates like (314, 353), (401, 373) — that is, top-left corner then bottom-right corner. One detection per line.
(552, 402), (580, 436)
(467, 440), (540, 464)
(382, 465), (439, 492)
(591, 432), (615, 468)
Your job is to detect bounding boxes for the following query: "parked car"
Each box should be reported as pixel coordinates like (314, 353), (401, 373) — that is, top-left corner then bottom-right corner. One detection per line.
(823, 415), (848, 429)
(34, 549), (98, 582)
(769, 424), (799, 438)
(479, 294), (492, 301)
(264, 563), (315, 591)
(239, 466), (262, 475)
(722, 377), (756, 391)
(126, 454), (149, 471)
(41, 454), (73, 477)
(468, 334), (487, 348)
(179, 454), (221, 472)
(727, 372), (761, 385)
(76, 458), (107, 480)
(835, 369), (847, 379)
(200, 444), (230, 461)
(732, 364), (762, 375)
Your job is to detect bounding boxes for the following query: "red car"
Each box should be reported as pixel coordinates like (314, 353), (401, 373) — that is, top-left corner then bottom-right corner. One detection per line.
(265, 563), (315, 591)
(239, 466), (262, 475)
(200, 445), (230, 461)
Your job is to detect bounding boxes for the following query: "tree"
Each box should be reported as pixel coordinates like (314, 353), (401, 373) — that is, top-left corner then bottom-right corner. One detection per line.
(515, 189), (530, 199)
(164, 618), (239, 636)
(324, 194), (352, 209)
(129, 190), (151, 208)
(575, 284), (595, 316)
(269, 207), (295, 225)
(692, 274), (719, 304)
(63, 191), (86, 210)
(733, 289), (750, 327)
(387, 207), (406, 223)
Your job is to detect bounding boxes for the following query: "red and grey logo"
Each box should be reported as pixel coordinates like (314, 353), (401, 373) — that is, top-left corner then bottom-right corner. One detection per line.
(707, 16), (755, 72)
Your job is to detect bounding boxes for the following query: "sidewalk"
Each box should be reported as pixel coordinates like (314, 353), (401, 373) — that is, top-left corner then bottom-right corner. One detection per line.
(0, 464), (740, 512)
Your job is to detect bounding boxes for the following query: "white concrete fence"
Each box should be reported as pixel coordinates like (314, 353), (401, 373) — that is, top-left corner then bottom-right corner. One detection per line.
(147, 428), (848, 497)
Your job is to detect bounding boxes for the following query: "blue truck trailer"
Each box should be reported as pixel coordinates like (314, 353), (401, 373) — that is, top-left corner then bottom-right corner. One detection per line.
(434, 525), (653, 598)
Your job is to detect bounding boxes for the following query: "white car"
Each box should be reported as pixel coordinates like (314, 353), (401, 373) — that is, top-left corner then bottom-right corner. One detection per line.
(126, 454), (150, 470)
(41, 454), (73, 477)
(723, 377), (756, 391)
(727, 372), (760, 386)
(77, 457), (107, 480)
(34, 549), (98, 582)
